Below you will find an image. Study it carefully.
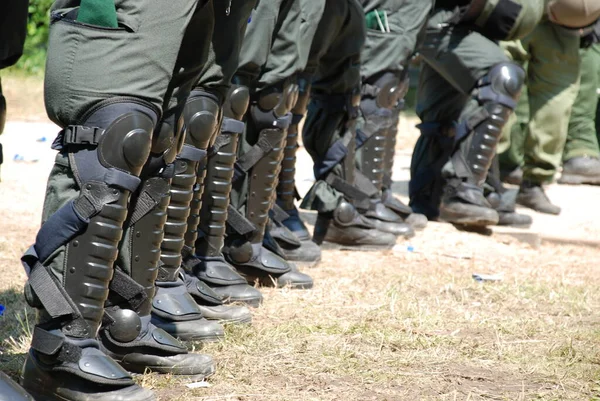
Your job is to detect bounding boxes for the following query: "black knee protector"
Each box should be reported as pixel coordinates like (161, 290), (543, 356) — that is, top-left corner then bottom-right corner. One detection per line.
(99, 114), (153, 176)
(184, 90), (220, 150)
(478, 62), (525, 107)
(251, 80), (299, 130)
(361, 71), (409, 114)
(223, 84), (250, 121)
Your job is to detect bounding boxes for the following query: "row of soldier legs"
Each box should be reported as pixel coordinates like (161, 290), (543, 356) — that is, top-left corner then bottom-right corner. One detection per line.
(14, 1), (541, 401)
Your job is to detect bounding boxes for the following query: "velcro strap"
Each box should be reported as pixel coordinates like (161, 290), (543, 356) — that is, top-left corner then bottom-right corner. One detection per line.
(226, 205), (256, 235)
(62, 125), (105, 146)
(325, 174), (370, 204)
(313, 133), (353, 179)
(31, 327), (82, 363)
(221, 118), (245, 135)
(128, 178), (168, 225)
(23, 251), (80, 320)
(179, 144), (206, 162)
(270, 203), (290, 224)
(181, 244), (194, 260)
(208, 134), (232, 158)
(291, 113), (304, 125)
(159, 163), (177, 179)
(104, 169), (141, 192)
(108, 269), (147, 311)
(232, 134), (280, 182)
(353, 169), (380, 198)
(355, 128), (370, 149)
(455, 108), (490, 143)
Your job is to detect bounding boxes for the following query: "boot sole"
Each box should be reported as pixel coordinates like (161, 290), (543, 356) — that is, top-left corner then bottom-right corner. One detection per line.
(319, 241), (394, 252)
(558, 174), (600, 185)
(207, 315), (253, 325)
(286, 259), (321, 268)
(163, 331), (224, 343)
(441, 217), (497, 227)
(222, 296), (263, 308)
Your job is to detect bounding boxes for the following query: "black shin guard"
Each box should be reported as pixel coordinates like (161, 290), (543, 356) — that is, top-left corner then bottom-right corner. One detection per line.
(21, 104), (157, 400)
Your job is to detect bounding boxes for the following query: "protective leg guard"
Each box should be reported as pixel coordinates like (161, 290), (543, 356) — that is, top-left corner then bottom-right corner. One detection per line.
(440, 62), (524, 227)
(21, 105), (157, 401)
(151, 90), (226, 341)
(360, 72), (425, 230)
(97, 110), (214, 377)
(224, 81), (313, 289)
(275, 76), (312, 240)
(188, 85), (264, 307)
(274, 77), (321, 265)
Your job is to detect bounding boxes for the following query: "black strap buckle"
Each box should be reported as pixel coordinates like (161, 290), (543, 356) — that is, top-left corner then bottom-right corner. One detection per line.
(63, 125), (105, 146)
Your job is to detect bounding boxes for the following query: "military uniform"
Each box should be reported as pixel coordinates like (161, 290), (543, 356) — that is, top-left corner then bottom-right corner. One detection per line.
(559, 39), (600, 185)
(220, 0), (318, 287)
(409, 0), (543, 227)
(355, 0), (432, 232)
(498, 3), (600, 213)
(21, 1), (225, 399)
(497, 20), (581, 214)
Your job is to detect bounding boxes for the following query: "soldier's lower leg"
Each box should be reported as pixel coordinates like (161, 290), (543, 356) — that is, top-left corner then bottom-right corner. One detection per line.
(21, 105), (158, 401)
(21, 0), (216, 395)
(356, 71), (423, 232)
(274, 76), (322, 266)
(440, 62), (525, 226)
(559, 44), (600, 185)
(187, 85), (265, 306)
(224, 78), (313, 289)
(485, 157), (532, 228)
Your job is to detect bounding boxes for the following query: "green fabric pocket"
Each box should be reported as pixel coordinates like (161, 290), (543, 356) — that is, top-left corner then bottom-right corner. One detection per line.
(77, 0), (118, 28)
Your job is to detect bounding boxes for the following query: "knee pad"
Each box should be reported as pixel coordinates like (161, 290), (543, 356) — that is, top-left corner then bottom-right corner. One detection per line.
(253, 81), (299, 128)
(223, 84), (250, 121)
(97, 112), (154, 178)
(362, 71), (409, 112)
(184, 90), (220, 150)
(56, 103), (156, 192)
(478, 62), (525, 110)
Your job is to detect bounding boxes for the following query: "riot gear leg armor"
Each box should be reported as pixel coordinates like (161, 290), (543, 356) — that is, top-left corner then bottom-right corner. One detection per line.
(149, 90), (228, 340)
(272, 76), (322, 266)
(223, 79), (313, 289)
(86, 104), (215, 376)
(440, 62), (525, 226)
(183, 85), (264, 307)
(21, 103), (159, 401)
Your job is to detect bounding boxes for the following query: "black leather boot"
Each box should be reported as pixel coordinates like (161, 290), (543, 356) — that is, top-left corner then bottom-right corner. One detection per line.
(313, 200), (396, 250)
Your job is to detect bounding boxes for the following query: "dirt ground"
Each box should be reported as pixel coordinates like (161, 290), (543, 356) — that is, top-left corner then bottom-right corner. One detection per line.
(1, 76), (600, 401)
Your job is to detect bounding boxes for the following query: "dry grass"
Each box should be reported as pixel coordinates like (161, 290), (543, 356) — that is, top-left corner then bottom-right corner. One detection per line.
(1, 76), (600, 400)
